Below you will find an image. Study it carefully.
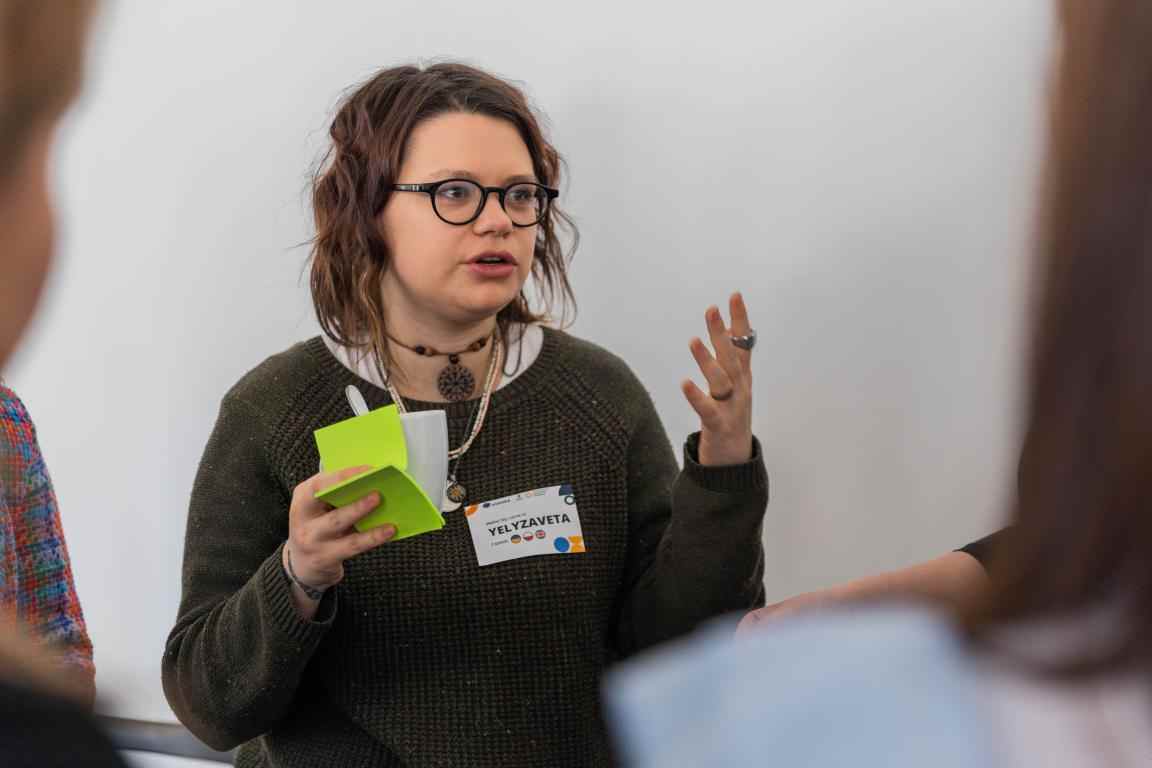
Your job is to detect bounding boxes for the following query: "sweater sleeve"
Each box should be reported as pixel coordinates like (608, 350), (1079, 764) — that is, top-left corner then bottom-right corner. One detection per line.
(955, 528), (1009, 569)
(614, 390), (768, 656)
(162, 392), (336, 752)
(16, 435), (95, 693)
(2, 388), (95, 695)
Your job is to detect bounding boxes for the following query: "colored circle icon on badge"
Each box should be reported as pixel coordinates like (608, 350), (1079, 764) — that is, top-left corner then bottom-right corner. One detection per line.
(553, 537), (570, 553)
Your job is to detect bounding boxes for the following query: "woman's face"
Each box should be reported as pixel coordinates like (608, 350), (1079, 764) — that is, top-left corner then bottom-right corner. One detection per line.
(379, 112), (539, 329)
(0, 126), (57, 371)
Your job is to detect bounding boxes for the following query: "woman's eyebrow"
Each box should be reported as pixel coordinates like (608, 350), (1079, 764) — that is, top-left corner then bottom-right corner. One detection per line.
(425, 169), (538, 184)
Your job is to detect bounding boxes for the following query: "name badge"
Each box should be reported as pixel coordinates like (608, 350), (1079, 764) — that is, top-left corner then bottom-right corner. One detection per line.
(465, 484), (585, 567)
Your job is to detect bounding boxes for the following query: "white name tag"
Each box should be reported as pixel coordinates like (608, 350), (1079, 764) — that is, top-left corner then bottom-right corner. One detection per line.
(465, 484), (585, 567)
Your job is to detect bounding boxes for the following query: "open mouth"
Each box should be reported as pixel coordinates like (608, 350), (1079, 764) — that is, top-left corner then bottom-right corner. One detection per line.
(470, 251), (516, 266)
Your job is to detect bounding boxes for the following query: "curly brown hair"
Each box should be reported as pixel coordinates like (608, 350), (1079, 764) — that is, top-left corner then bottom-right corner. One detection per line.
(308, 62), (578, 383)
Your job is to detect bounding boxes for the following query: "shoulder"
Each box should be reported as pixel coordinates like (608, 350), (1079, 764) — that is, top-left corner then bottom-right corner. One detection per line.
(221, 337), (328, 420)
(544, 328), (651, 408)
(0, 384), (33, 435)
(539, 329), (662, 454)
(212, 338), (350, 469)
(0, 385), (41, 485)
(607, 605), (997, 768)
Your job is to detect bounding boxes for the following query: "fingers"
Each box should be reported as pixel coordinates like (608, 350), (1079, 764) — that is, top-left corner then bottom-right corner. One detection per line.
(335, 524), (397, 560)
(290, 492), (394, 581)
(311, 464), (374, 495)
(292, 465), (374, 520)
(728, 294), (754, 371)
(706, 305), (748, 384)
(729, 292), (751, 335)
(689, 337), (734, 399)
(314, 492), (381, 539)
(288, 469), (396, 588)
(681, 379), (721, 426)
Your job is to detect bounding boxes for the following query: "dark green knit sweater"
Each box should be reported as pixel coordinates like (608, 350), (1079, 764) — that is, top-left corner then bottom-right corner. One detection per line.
(163, 328), (767, 767)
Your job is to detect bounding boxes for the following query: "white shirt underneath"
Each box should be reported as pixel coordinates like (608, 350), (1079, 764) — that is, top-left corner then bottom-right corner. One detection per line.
(322, 323), (543, 393)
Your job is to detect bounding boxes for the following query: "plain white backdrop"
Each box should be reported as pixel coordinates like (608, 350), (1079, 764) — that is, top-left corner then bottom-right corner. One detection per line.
(8, 0), (1049, 722)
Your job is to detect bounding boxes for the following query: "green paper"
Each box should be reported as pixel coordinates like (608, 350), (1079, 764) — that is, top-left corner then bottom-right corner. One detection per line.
(314, 465), (443, 541)
(314, 405), (407, 473)
(312, 405), (441, 541)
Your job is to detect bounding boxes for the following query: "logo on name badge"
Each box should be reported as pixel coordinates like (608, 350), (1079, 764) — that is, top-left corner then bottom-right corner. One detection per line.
(511, 534), (522, 544)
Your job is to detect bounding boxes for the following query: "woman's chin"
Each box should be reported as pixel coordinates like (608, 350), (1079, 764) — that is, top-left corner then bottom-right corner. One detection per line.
(451, 286), (525, 320)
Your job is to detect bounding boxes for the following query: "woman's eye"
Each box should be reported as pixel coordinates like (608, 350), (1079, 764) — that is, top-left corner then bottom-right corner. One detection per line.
(437, 182), (477, 202)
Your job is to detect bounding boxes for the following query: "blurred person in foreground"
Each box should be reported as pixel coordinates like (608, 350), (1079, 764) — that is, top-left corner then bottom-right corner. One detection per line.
(0, 1), (124, 766)
(608, 1), (1152, 765)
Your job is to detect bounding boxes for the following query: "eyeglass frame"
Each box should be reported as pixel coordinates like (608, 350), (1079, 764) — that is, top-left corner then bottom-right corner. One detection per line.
(389, 178), (560, 227)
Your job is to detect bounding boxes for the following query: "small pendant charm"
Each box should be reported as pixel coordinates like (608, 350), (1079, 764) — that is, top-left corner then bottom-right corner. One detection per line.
(441, 478), (466, 512)
(438, 361), (475, 402)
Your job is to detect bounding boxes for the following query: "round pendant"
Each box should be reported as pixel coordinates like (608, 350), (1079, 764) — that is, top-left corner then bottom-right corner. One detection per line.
(438, 363), (475, 402)
(441, 479), (466, 513)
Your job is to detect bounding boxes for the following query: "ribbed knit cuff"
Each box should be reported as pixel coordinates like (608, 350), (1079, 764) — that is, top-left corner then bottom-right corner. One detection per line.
(681, 433), (769, 495)
(259, 543), (337, 643)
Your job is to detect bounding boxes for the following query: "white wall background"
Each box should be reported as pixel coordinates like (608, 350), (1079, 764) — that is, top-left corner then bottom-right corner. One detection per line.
(7, 0), (1049, 723)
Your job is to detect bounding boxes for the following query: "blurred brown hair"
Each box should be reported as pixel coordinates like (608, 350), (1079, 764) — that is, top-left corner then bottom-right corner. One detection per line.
(0, 0), (95, 184)
(971, 0), (1152, 672)
(309, 62), (578, 382)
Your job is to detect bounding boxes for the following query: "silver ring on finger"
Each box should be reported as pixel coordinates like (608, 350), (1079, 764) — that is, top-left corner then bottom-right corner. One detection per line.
(730, 329), (757, 351)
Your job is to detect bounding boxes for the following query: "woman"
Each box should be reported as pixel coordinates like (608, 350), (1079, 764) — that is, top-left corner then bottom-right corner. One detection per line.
(609, 1), (1152, 765)
(163, 62), (769, 767)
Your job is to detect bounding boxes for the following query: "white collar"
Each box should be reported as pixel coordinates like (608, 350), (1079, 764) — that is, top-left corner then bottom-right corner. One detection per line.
(322, 324), (544, 393)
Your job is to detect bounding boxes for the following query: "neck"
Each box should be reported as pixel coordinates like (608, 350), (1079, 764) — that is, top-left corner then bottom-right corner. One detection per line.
(384, 312), (500, 402)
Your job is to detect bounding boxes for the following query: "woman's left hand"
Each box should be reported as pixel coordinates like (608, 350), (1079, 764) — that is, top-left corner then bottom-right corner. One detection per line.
(681, 292), (755, 466)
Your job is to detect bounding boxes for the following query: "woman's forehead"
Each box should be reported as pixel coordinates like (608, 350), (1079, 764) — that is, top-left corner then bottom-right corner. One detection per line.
(401, 113), (535, 181)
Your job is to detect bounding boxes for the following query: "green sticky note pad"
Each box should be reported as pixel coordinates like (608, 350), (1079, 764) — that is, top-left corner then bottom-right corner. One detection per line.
(314, 465), (444, 541)
(313, 405), (441, 541)
(314, 405), (407, 473)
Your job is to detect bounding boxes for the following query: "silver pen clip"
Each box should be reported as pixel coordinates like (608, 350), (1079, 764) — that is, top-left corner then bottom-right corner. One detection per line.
(345, 384), (370, 417)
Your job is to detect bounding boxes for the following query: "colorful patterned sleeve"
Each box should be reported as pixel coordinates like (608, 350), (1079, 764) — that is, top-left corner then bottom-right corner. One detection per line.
(0, 385), (94, 682)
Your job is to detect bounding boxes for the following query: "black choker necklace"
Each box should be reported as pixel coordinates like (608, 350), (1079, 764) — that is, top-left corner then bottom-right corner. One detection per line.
(386, 334), (490, 401)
